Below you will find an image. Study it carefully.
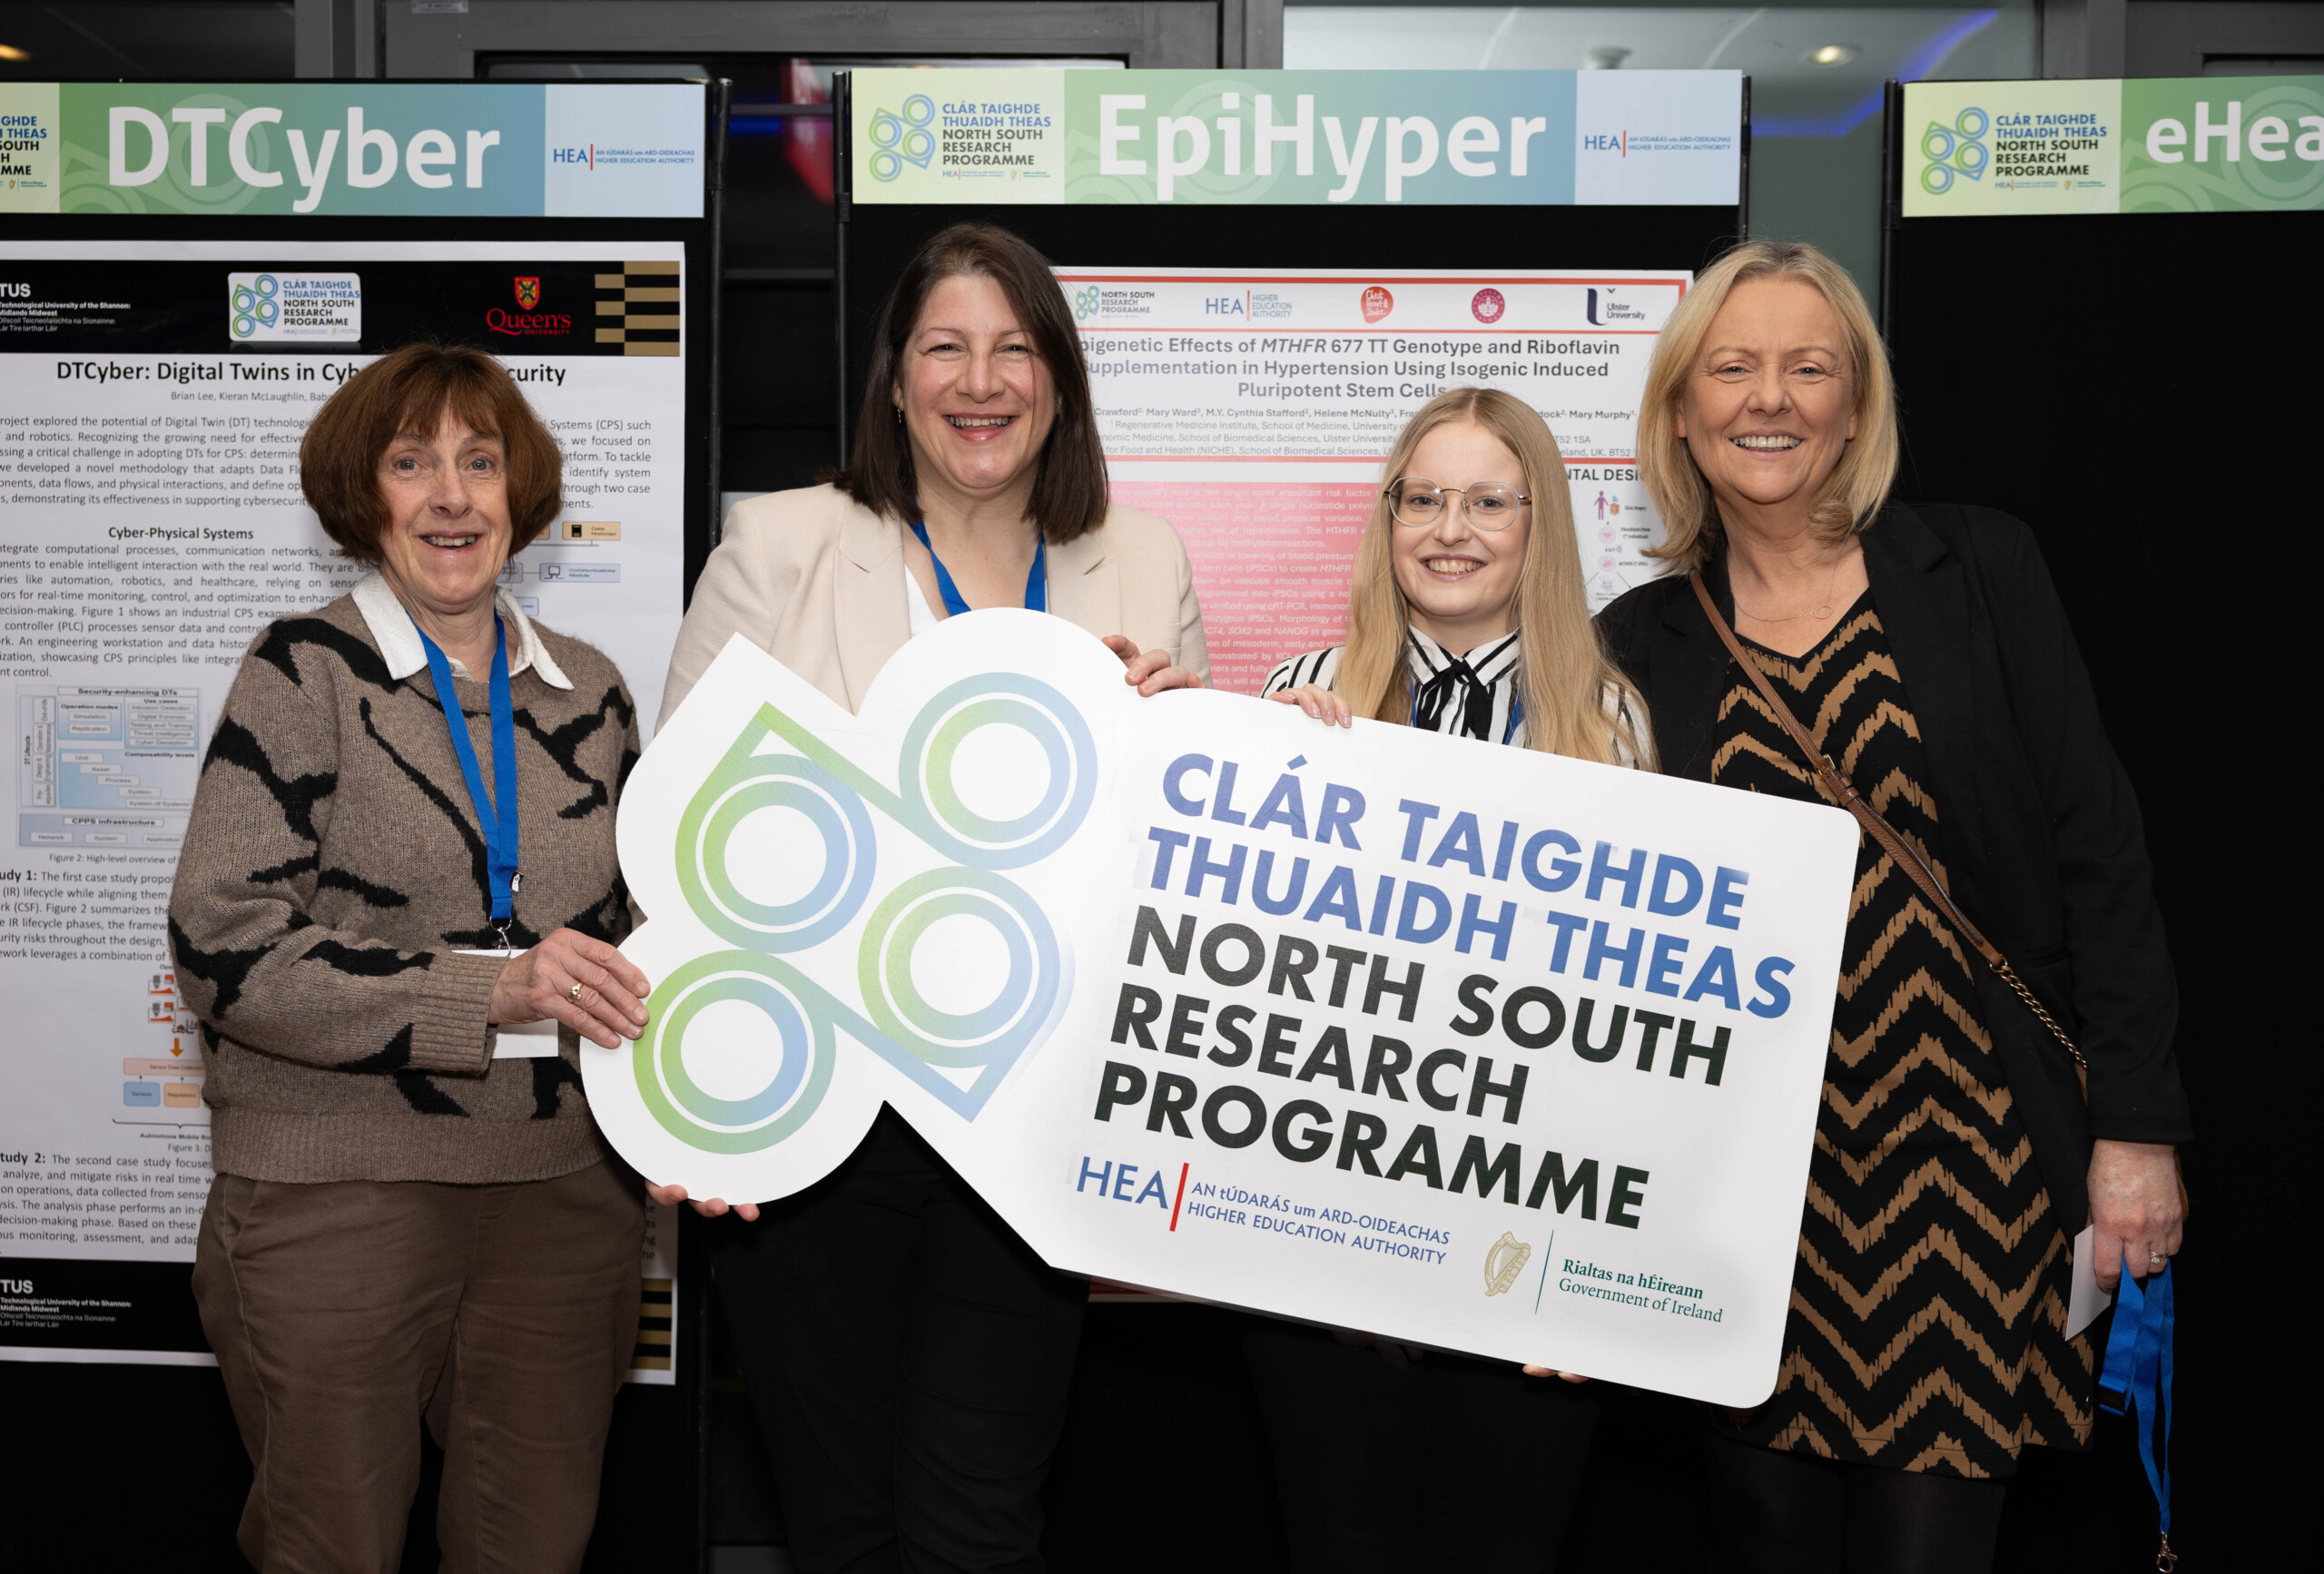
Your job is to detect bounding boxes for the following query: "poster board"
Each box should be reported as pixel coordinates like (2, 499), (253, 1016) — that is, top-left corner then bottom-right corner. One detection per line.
(835, 68), (1748, 693)
(0, 81), (723, 1382)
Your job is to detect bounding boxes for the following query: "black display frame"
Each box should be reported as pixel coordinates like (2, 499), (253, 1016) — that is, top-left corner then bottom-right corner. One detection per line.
(1879, 77), (2319, 1569)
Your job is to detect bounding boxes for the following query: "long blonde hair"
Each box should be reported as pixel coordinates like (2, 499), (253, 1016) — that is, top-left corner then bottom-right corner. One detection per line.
(1640, 241), (1899, 574)
(1333, 389), (1652, 768)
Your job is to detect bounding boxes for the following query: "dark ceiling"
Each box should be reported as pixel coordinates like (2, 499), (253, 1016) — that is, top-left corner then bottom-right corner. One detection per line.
(0, 2), (294, 81)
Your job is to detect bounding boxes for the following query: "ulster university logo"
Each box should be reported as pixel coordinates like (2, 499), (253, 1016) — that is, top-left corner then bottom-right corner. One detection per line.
(1484, 1231), (1531, 1296)
(514, 276), (542, 310)
(635, 674), (1096, 1153)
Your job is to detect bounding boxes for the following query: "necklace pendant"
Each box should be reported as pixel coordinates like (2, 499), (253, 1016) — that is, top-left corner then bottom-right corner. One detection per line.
(1813, 603), (1832, 619)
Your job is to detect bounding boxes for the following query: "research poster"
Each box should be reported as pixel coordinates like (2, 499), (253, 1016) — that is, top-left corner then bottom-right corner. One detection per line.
(589, 614), (1856, 1402)
(1067, 266), (1688, 694)
(0, 239), (687, 1377)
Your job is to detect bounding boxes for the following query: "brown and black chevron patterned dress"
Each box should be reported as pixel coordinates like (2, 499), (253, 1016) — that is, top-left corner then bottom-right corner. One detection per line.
(1709, 595), (2093, 1478)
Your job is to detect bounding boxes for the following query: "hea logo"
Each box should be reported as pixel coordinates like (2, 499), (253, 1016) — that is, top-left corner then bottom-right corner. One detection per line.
(1919, 108), (1990, 194)
(1205, 296), (1246, 317)
(868, 95), (938, 183)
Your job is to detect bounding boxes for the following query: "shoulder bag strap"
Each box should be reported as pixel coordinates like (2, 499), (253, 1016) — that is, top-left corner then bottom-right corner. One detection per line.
(1689, 570), (2088, 1091)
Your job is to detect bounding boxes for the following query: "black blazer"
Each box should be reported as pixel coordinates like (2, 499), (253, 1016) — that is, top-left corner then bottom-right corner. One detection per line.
(1595, 502), (2191, 1235)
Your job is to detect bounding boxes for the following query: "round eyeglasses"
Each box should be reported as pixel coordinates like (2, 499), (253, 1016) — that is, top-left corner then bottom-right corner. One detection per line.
(1384, 478), (1530, 530)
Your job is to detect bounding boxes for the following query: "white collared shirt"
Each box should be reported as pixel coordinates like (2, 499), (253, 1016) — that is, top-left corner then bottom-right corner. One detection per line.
(350, 570), (573, 690)
(1262, 631), (1644, 769)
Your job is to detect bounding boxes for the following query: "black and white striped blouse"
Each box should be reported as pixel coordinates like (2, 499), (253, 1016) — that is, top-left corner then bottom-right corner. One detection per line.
(1261, 628), (1643, 769)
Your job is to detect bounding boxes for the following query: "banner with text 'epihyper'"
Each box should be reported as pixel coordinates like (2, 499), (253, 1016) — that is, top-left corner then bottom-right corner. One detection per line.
(849, 70), (1740, 206)
(591, 614), (1855, 1403)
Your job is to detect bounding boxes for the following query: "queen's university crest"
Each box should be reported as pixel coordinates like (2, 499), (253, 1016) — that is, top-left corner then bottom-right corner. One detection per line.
(1483, 1231), (1531, 1296)
(514, 276), (542, 310)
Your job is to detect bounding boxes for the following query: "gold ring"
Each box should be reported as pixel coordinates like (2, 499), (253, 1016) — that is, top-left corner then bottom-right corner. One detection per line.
(2147, 1250), (2166, 1265)
(567, 983), (585, 1002)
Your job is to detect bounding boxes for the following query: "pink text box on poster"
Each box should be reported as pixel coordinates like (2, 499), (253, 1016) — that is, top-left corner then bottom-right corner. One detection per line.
(1109, 479), (1375, 696)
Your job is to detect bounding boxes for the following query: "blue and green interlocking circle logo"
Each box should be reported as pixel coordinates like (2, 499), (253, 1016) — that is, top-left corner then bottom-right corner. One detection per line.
(634, 953), (834, 1154)
(230, 273), (280, 339)
(1920, 108), (1990, 195)
(868, 94), (938, 183)
(639, 673), (1096, 1154)
(1073, 286), (1101, 322)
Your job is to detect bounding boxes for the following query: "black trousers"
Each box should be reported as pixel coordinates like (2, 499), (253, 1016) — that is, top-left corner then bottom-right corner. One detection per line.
(1242, 1323), (1601, 1574)
(712, 1111), (1088, 1574)
(1700, 1430), (2009, 1574)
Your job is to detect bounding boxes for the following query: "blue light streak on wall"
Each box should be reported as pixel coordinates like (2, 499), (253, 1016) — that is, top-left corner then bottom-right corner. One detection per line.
(1756, 10), (1998, 138)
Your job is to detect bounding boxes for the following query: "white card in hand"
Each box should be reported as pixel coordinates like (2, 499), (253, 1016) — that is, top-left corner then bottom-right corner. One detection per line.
(2066, 1225), (2112, 1338)
(492, 1018), (563, 1058)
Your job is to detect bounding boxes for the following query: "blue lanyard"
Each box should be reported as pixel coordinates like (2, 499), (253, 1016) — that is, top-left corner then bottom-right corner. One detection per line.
(908, 519), (1047, 615)
(2098, 1261), (2175, 1567)
(417, 615), (520, 937)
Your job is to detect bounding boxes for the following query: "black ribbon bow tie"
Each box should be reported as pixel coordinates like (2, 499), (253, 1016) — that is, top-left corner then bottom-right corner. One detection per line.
(1413, 655), (1497, 740)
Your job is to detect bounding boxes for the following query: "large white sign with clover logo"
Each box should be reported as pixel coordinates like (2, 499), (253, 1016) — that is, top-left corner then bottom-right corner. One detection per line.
(595, 613), (1857, 1403)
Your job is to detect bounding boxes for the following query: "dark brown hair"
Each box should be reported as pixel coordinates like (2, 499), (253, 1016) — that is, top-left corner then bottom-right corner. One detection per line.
(834, 222), (1108, 543)
(300, 340), (563, 561)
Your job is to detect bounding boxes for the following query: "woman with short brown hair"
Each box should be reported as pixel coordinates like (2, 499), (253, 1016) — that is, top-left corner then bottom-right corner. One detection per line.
(174, 340), (652, 1574)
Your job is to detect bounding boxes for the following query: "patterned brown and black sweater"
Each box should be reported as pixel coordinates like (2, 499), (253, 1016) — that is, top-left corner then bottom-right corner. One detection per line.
(169, 585), (639, 1185)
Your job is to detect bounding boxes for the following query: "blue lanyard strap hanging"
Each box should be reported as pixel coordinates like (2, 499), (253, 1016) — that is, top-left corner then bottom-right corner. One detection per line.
(2099, 1261), (2176, 1571)
(417, 615), (521, 946)
(908, 519), (1047, 615)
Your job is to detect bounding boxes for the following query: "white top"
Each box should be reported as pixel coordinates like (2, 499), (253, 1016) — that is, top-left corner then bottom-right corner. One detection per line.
(351, 570), (572, 690)
(903, 556), (940, 635)
(1264, 630), (1643, 770)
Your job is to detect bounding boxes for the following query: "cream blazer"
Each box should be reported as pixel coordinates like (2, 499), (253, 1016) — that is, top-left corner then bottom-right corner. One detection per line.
(659, 484), (1211, 727)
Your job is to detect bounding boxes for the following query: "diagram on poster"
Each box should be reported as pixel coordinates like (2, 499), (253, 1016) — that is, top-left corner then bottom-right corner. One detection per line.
(1064, 266), (1689, 694)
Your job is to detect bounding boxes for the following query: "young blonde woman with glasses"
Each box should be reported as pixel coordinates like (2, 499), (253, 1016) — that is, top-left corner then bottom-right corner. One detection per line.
(1249, 387), (1649, 1574)
(1264, 387), (1648, 766)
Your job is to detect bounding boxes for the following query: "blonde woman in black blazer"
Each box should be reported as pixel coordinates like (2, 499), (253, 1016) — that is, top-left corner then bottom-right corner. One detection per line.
(1596, 241), (2188, 1573)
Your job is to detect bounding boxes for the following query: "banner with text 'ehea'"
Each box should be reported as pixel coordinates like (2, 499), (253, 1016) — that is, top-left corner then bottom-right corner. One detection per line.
(0, 83), (704, 217)
(849, 70), (1739, 206)
(1903, 74), (2324, 217)
(594, 614), (1856, 1403)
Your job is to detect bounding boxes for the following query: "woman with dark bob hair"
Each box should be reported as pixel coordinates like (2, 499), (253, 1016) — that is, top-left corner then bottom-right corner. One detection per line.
(172, 341), (654, 1573)
(652, 221), (1208, 1571)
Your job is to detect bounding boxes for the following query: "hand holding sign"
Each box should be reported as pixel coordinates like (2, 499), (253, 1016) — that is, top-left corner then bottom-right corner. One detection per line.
(593, 611), (1856, 1404)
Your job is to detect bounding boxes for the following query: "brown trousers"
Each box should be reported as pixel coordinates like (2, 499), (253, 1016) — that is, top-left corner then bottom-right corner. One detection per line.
(192, 1160), (644, 1574)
